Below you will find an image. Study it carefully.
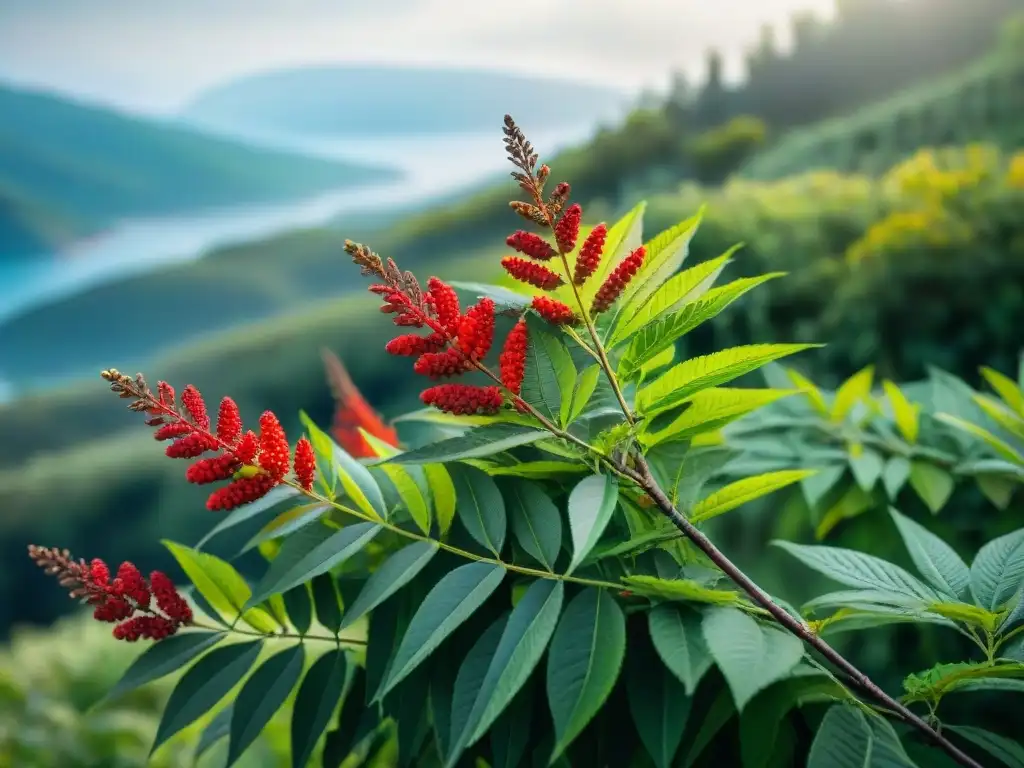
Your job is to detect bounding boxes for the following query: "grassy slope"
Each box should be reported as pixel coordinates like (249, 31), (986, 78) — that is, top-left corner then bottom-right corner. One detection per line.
(0, 84), (397, 254)
(742, 53), (1024, 179)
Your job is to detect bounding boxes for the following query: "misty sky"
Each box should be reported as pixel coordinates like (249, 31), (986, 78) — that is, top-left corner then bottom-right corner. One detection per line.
(0, 0), (835, 115)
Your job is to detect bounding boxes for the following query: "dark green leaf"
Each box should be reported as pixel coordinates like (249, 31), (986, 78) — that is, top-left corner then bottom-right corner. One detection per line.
(380, 562), (506, 698)
(195, 704), (233, 760)
(947, 725), (1024, 768)
(522, 314), (576, 423)
(322, 667), (370, 768)
(888, 508), (970, 601)
(908, 461), (954, 514)
(247, 521), (381, 607)
(546, 588), (626, 761)
(567, 474), (619, 575)
(648, 605), (712, 695)
(490, 682), (534, 768)
(970, 527), (1024, 611)
(679, 688), (736, 768)
(312, 573), (343, 634)
(228, 644), (305, 766)
(195, 485), (301, 549)
(503, 479), (563, 571)
(702, 608), (804, 711)
(450, 464), (507, 555)
(627, 631), (691, 768)
(103, 630), (225, 704)
(151, 640), (263, 754)
(850, 450), (884, 492)
(391, 424), (550, 465)
(291, 648), (348, 768)
(882, 457), (912, 499)
(447, 614), (509, 766)
(282, 585), (313, 636)
(807, 705), (918, 767)
(802, 465), (847, 509)
(241, 503), (331, 555)
(340, 541), (439, 631)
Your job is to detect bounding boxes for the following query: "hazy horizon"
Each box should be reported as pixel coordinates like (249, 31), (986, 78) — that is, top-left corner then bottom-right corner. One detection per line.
(0, 0), (835, 116)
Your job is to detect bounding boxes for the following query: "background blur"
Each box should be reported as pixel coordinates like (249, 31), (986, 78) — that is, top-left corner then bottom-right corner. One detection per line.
(1, 0), (1022, 765)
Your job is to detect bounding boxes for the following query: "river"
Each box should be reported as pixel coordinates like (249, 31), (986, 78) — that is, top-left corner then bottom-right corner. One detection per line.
(0, 124), (598, 401)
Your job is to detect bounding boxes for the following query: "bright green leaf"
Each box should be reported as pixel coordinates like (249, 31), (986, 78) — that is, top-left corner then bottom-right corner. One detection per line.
(487, 461), (588, 479)
(246, 522), (381, 608)
(163, 541), (278, 633)
(935, 414), (1024, 464)
(339, 542), (438, 630)
(642, 388), (797, 446)
(151, 640), (263, 754)
(889, 508), (971, 601)
(425, 464), (457, 537)
(381, 463), (431, 534)
(566, 473), (619, 575)
(227, 644), (305, 766)
(450, 464), (507, 556)
(502, 479), (563, 571)
(291, 648), (348, 768)
(648, 605), (714, 695)
(564, 365), (602, 426)
(546, 588), (626, 762)
(908, 462), (955, 514)
(625, 576), (744, 606)
(786, 368), (829, 415)
(383, 424), (549, 465)
(831, 366), (875, 423)
(702, 607), (803, 711)
(883, 380), (920, 443)
(981, 367), (1024, 417)
(970, 527), (1024, 611)
(978, 475), (1017, 510)
(575, 201), (645, 305)
(815, 483), (875, 540)
(381, 562), (506, 698)
(301, 411), (387, 520)
(691, 470), (815, 524)
(637, 344), (820, 415)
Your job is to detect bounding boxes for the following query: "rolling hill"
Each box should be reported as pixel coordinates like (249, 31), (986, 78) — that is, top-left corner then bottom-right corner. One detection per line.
(0, 83), (398, 257)
(181, 65), (629, 137)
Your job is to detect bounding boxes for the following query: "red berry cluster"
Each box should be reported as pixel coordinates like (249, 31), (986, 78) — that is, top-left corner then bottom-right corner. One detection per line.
(348, 241), (532, 416)
(28, 546), (192, 642)
(100, 370), (316, 511)
(592, 245), (646, 315)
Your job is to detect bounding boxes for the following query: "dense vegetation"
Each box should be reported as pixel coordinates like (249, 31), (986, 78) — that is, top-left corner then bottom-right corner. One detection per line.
(0, 84), (396, 258)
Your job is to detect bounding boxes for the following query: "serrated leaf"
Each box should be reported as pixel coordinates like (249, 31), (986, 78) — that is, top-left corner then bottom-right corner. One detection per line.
(301, 411), (387, 520)
(576, 200), (645, 305)
(883, 380), (920, 443)
(611, 248), (731, 347)
(691, 470), (814, 523)
(888, 508), (970, 600)
(981, 367), (1024, 417)
(163, 541), (278, 633)
(424, 464), (457, 537)
(282, 585), (313, 635)
(502, 479), (563, 571)
(775, 541), (940, 601)
(522, 315), (576, 424)
(947, 725), (1024, 768)
(642, 388), (797, 446)
(567, 473), (619, 575)
(625, 575), (743, 605)
(340, 542), (438, 630)
(447, 581), (565, 765)
(637, 344), (819, 415)
(883, 457), (912, 499)
(227, 644), (305, 766)
(546, 588), (626, 762)
(563, 365), (602, 426)
(935, 414), (1024, 464)
(104, 631), (225, 704)
(195, 485), (302, 550)
(380, 562), (506, 698)
(702, 608), (803, 711)
(627, 630), (691, 768)
(970, 527), (1024, 611)
(850, 450), (884, 492)
(648, 605), (713, 695)
(151, 640), (263, 754)
(291, 648), (348, 768)
(620, 274), (784, 380)
(246, 522), (381, 608)
(450, 464), (507, 555)
(831, 366), (874, 423)
(384, 424), (549, 465)
(808, 705), (918, 768)
(312, 573), (343, 634)
(487, 460), (588, 479)
(786, 368), (829, 415)
(908, 462), (954, 514)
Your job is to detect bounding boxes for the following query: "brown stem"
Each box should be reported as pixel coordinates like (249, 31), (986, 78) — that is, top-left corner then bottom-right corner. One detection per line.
(630, 457), (982, 768)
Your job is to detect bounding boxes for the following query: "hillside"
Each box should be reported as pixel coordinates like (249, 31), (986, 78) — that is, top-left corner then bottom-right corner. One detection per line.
(742, 51), (1024, 179)
(0, 84), (398, 256)
(181, 65), (628, 137)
